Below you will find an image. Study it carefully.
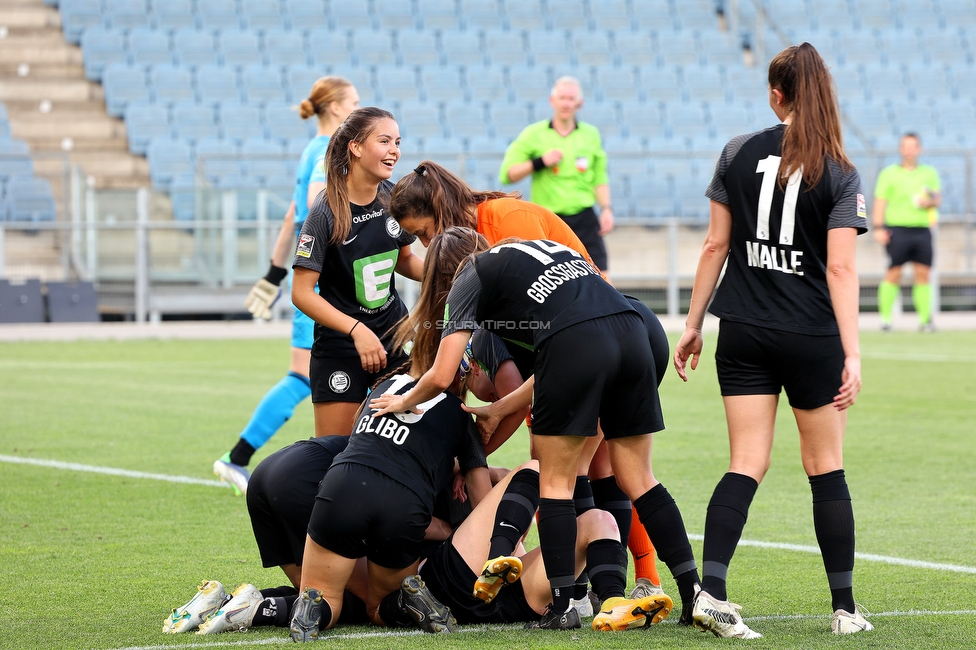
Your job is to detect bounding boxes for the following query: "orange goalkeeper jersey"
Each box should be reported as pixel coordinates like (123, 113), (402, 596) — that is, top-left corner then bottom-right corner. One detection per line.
(475, 198), (597, 269)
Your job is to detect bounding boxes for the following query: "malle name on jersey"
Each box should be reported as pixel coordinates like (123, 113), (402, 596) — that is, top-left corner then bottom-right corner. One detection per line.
(356, 413), (410, 445)
(746, 241), (804, 276)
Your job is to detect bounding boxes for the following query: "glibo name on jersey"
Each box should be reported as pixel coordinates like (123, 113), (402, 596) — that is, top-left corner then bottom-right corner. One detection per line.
(355, 413), (409, 445)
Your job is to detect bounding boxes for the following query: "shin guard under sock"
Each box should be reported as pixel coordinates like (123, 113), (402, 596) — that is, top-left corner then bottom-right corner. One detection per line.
(810, 469), (857, 613)
(487, 468), (539, 559)
(634, 484), (700, 606)
(701, 472), (758, 601)
(586, 538), (628, 602)
(538, 498), (578, 613)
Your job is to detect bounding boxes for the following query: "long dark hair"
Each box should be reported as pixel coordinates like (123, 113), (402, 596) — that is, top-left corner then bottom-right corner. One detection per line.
(768, 42), (852, 188)
(323, 107), (396, 245)
(393, 226), (490, 377)
(388, 160), (519, 232)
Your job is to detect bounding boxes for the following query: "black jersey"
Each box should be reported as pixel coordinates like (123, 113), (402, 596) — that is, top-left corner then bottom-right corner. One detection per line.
(293, 180), (416, 357)
(442, 240), (635, 352)
(331, 374), (486, 510)
(705, 124), (867, 335)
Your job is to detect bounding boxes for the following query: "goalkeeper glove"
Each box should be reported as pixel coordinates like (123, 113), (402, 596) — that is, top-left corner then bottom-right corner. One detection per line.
(244, 263), (287, 320)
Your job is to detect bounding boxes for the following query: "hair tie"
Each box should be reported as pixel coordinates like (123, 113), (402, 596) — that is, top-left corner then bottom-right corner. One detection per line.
(414, 164), (427, 177)
(307, 99), (319, 114)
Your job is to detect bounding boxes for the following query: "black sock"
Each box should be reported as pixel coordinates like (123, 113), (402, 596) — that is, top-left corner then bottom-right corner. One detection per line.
(487, 468), (539, 559)
(251, 596), (289, 627)
(701, 472), (758, 601)
(316, 598), (333, 630)
(586, 538), (628, 603)
(538, 498), (578, 613)
(377, 590), (413, 627)
(336, 590), (370, 625)
(228, 438), (256, 467)
(633, 484), (700, 607)
(810, 469), (857, 613)
(573, 475), (595, 514)
(260, 585), (299, 599)
(591, 475), (632, 547)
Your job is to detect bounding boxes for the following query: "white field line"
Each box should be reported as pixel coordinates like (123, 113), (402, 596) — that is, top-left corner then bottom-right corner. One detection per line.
(105, 611), (976, 650)
(5, 455), (976, 575)
(685, 533), (976, 574)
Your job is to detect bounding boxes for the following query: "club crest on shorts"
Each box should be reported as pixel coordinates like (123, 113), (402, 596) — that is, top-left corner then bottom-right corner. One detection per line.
(386, 216), (401, 238)
(329, 371), (351, 393)
(296, 234), (315, 258)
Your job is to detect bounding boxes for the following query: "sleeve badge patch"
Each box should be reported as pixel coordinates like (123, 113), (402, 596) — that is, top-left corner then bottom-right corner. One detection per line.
(856, 193), (866, 218)
(296, 233), (315, 258)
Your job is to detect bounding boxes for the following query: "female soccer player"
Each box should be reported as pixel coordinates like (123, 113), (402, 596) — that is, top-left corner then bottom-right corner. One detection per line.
(291, 107), (424, 439)
(673, 42), (872, 638)
(214, 76), (361, 495)
(371, 227), (701, 630)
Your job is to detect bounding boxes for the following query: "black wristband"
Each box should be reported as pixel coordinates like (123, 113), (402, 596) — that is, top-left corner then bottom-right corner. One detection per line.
(264, 263), (288, 286)
(531, 157), (546, 171)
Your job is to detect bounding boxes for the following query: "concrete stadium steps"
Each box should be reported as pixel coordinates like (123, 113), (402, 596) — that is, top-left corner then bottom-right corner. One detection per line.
(2, 230), (64, 282)
(0, 0), (150, 197)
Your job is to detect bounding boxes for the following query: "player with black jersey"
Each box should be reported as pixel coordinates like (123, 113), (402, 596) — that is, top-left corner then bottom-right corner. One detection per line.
(289, 372), (486, 641)
(292, 107), (423, 439)
(370, 227), (701, 631)
(674, 43), (871, 638)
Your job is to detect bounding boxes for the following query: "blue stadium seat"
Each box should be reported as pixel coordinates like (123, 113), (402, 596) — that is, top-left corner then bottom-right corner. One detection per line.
(682, 65), (728, 103)
(673, 1), (721, 31)
(103, 0), (149, 30)
(881, 28), (922, 65)
(283, 0), (328, 30)
(549, 3), (589, 31)
(264, 100), (312, 142)
(501, 0), (547, 31)
(843, 98), (895, 148)
(725, 66), (767, 102)
(351, 28), (397, 67)
(168, 172), (197, 221)
(103, 63), (151, 116)
(173, 27), (220, 68)
(398, 29), (441, 67)
(4, 177), (56, 223)
(637, 64), (683, 103)
(218, 100), (265, 142)
(580, 100), (619, 137)
(421, 135), (466, 157)
(240, 0), (286, 30)
(630, 0), (674, 31)
(0, 140), (34, 181)
(397, 100), (445, 139)
(264, 27), (309, 68)
(572, 30), (613, 66)
(439, 29), (486, 66)
(419, 0), (460, 30)
(148, 137), (194, 189)
(128, 26), (173, 68)
(419, 64), (464, 102)
(60, 0), (103, 44)
(152, 0), (195, 31)
(889, 100), (941, 136)
(241, 137), (286, 180)
(526, 29), (569, 67)
(444, 100), (489, 139)
(620, 99), (667, 139)
(607, 173), (632, 219)
(920, 27), (970, 64)
(904, 63), (953, 102)
(665, 101), (710, 142)
(863, 63), (912, 102)
(463, 64), (508, 102)
(81, 26), (128, 81)
(858, 1), (897, 29)
(590, 0), (631, 31)
(457, 0), (501, 29)
(171, 99), (219, 142)
(124, 100), (172, 155)
(285, 64), (323, 103)
(481, 29), (527, 67)
(240, 63), (287, 104)
(198, 0), (242, 30)
(656, 30), (701, 66)
(699, 32), (744, 67)
(612, 31), (655, 67)
(195, 63), (242, 105)
(814, 0), (859, 30)
(375, 1), (417, 30)
(709, 102), (753, 141)
(308, 28), (354, 67)
(218, 28), (262, 67)
(375, 65), (422, 103)
(195, 137), (242, 182)
(593, 64), (637, 102)
(933, 99), (976, 146)
(150, 63), (196, 104)
(487, 101), (532, 139)
(507, 64), (552, 102)
(329, 1), (373, 30)
(602, 134), (645, 154)
(631, 173), (675, 220)
(286, 136), (310, 158)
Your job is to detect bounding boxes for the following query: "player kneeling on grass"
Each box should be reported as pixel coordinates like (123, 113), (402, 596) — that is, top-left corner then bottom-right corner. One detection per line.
(414, 460), (672, 631)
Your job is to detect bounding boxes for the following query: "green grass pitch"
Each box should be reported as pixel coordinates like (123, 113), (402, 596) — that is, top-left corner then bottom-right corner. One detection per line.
(1, 330), (974, 649)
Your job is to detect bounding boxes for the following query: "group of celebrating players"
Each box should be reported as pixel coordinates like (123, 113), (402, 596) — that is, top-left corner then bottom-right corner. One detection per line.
(165, 41), (874, 642)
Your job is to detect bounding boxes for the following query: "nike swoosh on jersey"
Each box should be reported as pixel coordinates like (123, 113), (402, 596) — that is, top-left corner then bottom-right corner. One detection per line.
(343, 235), (358, 245)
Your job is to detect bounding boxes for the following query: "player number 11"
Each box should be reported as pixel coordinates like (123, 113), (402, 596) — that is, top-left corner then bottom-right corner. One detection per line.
(756, 155), (802, 246)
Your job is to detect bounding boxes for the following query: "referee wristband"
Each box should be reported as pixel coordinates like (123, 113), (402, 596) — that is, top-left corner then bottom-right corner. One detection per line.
(531, 157), (546, 171)
(348, 321), (361, 336)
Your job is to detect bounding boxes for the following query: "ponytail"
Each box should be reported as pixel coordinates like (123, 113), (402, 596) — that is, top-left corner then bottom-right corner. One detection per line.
(768, 42), (852, 188)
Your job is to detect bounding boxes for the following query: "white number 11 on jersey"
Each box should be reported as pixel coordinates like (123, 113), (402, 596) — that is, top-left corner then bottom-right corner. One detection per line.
(756, 155), (802, 245)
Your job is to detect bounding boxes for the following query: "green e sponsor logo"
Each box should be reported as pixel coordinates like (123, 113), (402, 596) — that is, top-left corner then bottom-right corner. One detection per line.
(354, 250), (399, 308)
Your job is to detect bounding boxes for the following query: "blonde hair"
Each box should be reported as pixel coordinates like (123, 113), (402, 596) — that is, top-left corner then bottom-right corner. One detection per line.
(550, 75), (583, 100)
(298, 76), (353, 120)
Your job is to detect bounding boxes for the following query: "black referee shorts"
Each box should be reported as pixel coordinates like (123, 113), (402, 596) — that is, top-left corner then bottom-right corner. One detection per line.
(558, 207), (609, 271)
(532, 311), (665, 439)
(246, 439), (338, 569)
(419, 539), (538, 624)
(886, 226), (933, 268)
(307, 463), (429, 569)
(715, 320), (845, 410)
